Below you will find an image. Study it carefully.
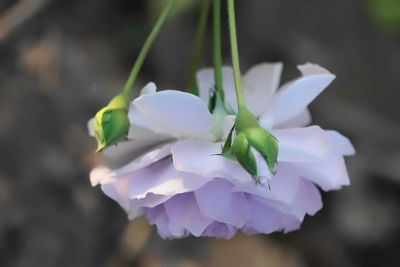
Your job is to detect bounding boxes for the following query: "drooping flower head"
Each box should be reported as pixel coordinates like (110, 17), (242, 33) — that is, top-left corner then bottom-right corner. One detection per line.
(89, 63), (355, 239)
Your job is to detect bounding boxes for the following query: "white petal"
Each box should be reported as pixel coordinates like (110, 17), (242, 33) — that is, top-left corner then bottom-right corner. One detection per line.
(102, 139), (173, 168)
(261, 63), (335, 126)
(87, 117), (95, 137)
(298, 63), (332, 75)
(242, 62), (283, 116)
(128, 105), (166, 139)
(90, 165), (115, 186)
(233, 162), (300, 204)
(273, 126), (335, 162)
(101, 175), (130, 212)
(325, 130), (355, 156)
(273, 108), (312, 129)
(196, 67), (236, 112)
(290, 156), (350, 191)
(140, 82), (157, 95)
(196, 68), (214, 104)
(134, 90), (214, 140)
(114, 143), (174, 177)
(171, 140), (251, 184)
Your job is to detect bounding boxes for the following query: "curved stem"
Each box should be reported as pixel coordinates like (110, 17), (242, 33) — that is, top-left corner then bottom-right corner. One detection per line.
(227, 0), (245, 111)
(122, 0), (177, 97)
(187, 0), (211, 95)
(213, 0), (224, 101)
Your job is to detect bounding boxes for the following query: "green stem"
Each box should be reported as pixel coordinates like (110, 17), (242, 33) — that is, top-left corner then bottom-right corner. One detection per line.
(187, 0), (211, 95)
(227, 0), (245, 111)
(213, 0), (224, 101)
(122, 0), (177, 97)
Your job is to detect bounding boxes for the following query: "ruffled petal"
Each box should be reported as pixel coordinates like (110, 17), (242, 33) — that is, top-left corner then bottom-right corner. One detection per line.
(194, 179), (250, 228)
(252, 178), (322, 221)
(102, 139), (174, 169)
(163, 192), (213, 237)
(133, 90), (214, 140)
(126, 193), (171, 220)
(125, 157), (211, 200)
(146, 205), (173, 239)
(202, 222), (238, 239)
(261, 63), (335, 126)
(115, 143), (174, 177)
(243, 196), (297, 234)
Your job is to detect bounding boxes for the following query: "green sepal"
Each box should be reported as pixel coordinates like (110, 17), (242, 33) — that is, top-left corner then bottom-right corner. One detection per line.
(221, 124), (235, 159)
(244, 127), (279, 174)
(232, 132), (258, 182)
(94, 93), (130, 152)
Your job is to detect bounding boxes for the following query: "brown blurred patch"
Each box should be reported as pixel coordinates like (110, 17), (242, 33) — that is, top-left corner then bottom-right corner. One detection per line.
(20, 35), (61, 91)
(206, 234), (304, 267)
(0, 178), (10, 202)
(120, 217), (152, 258)
(136, 252), (162, 267)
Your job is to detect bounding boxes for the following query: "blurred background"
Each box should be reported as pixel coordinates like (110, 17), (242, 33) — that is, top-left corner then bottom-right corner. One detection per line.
(0, 0), (400, 266)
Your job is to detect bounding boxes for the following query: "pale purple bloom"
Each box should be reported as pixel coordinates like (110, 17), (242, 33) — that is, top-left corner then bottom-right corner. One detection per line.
(89, 63), (355, 239)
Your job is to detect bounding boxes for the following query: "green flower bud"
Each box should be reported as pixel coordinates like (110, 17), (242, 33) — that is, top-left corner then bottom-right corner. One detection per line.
(94, 93), (130, 152)
(232, 131), (258, 180)
(244, 127), (278, 175)
(221, 106), (279, 183)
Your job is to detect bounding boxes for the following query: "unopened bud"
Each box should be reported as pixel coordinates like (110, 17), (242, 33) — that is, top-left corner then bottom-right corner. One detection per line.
(94, 93), (130, 152)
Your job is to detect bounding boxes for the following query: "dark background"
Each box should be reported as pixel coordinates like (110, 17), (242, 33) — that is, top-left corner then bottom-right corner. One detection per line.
(0, 0), (400, 266)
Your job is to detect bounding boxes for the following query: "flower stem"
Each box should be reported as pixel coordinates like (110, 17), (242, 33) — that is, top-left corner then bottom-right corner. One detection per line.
(122, 0), (176, 97)
(213, 0), (224, 101)
(227, 0), (245, 111)
(187, 0), (211, 96)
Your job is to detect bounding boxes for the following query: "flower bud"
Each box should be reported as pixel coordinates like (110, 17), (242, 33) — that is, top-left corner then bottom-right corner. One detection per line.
(94, 93), (130, 152)
(222, 107), (279, 183)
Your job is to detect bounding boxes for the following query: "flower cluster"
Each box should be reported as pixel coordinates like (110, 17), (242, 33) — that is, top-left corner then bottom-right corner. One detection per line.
(89, 63), (354, 239)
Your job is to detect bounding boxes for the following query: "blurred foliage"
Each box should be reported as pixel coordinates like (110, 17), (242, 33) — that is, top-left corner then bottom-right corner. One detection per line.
(367, 0), (400, 31)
